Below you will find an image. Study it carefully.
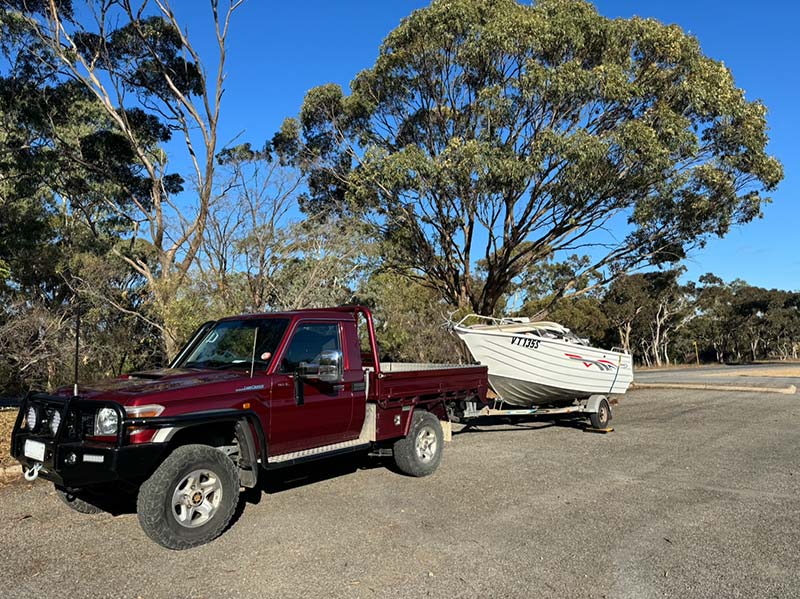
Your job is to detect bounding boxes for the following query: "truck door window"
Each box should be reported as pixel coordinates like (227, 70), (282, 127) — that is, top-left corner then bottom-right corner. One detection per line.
(280, 323), (340, 373)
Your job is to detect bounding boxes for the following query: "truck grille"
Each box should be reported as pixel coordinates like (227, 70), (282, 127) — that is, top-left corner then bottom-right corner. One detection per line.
(18, 393), (125, 445)
(64, 409), (96, 441)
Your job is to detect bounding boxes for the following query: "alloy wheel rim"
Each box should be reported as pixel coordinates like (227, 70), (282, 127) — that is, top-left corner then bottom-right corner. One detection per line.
(171, 469), (223, 528)
(415, 426), (438, 463)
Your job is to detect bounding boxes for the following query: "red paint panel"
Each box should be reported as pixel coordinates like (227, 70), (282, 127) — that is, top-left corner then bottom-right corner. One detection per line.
(52, 306), (489, 457)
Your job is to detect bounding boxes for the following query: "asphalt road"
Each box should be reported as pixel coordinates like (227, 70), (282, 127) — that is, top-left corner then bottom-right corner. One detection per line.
(1, 387), (799, 599)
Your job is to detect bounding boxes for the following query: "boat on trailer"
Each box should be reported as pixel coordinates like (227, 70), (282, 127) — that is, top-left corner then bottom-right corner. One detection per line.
(452, 315), (634, 409)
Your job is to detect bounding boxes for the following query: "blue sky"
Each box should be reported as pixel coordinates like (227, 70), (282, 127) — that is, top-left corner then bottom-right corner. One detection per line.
(174, 0), (798, 290)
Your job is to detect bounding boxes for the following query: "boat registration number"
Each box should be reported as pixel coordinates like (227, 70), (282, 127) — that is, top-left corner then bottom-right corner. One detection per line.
(511, 336), (540, 349)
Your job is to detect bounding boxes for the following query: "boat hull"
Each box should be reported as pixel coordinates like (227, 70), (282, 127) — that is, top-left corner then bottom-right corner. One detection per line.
(454, 327), (633, 407)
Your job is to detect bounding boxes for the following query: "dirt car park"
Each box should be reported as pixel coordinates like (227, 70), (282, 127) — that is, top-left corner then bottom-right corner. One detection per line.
(2, 378), (799, 598)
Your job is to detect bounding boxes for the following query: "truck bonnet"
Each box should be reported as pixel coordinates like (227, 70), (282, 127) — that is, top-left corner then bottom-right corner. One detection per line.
(56, 368), (257, 406)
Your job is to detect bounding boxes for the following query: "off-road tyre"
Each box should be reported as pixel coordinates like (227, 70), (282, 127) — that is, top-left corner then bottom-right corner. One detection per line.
(392, 411), (444, 477)
(589, 398), (612, 429)
(137, 444), (240, 550)
(56, 486), (104, 514)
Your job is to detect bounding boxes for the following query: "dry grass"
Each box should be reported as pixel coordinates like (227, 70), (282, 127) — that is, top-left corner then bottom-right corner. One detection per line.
(1, 409), (19, 469)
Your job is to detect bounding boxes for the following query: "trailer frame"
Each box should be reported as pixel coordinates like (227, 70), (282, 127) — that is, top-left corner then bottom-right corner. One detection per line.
(457, 394), (613, 430)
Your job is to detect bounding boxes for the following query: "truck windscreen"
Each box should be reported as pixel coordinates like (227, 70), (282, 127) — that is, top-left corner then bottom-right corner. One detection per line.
(178, 318), (290, 371)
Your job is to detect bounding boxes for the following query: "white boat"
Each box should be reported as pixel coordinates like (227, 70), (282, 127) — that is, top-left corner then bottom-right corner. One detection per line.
(452, 315), (634, 407)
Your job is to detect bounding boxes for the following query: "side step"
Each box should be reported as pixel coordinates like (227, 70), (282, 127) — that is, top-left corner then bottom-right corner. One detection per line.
(267, 404), (376, 465)
(267, 438), (370, 464)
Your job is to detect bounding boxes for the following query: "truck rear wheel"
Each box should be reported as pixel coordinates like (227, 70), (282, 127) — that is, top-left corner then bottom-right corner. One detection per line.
(137, 444), (240, 550)
(392, 411), (444, 477)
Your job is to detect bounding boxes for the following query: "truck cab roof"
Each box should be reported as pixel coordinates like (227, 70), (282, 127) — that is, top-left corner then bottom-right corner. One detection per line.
(216, 306), (366, 322)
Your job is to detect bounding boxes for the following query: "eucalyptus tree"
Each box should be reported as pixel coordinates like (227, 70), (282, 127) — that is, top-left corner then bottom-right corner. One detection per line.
(297, 0), (782, 314)
(601, 269), (692, 366)
(3, 0), (245, 356)
(189, 132), (374, 327)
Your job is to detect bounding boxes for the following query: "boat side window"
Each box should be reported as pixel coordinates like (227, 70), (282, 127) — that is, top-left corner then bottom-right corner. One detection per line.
(280, 322), (341, 373)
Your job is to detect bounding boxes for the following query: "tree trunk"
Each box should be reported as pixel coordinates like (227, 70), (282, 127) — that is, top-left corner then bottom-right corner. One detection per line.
(47, 360), (58, 394)
(618, 322), (632, 353)
(651, 326), (662, 367)
(750, 338), (759, 362)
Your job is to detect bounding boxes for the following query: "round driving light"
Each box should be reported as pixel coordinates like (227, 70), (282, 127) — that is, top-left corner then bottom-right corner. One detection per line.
(65, 452), (77, 465)
(26, 406), (38, 431)
(50, 410), (62, 435)
(94, 407), (119, 436)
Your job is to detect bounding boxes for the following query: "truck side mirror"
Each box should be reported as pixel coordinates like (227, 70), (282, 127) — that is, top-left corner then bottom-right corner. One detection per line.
(297, 350), (343, 384)
(318, 349), (343, 383)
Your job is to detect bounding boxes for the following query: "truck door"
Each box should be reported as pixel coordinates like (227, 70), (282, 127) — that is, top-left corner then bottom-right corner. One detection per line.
(268, 320), (355, 455)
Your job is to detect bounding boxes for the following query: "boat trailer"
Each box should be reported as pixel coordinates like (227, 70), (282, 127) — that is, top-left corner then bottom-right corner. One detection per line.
(458, 393), (614, 432)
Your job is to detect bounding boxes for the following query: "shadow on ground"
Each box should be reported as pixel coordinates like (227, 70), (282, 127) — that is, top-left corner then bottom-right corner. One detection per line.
(67, 418), (590, 526)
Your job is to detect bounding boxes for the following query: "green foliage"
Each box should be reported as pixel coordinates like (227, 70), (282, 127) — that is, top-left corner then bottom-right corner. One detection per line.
(521, 296), (609, 345)
(0, 0), (794, 395)
(0, 4), (183, 222)
(601, 269), (691, 366)
(682, 278), (800, 363)
(0, 0), (193, 391)
(356, 271), (464, 363)
(298, 0), (782, 314)
(74, 16), (204, 98)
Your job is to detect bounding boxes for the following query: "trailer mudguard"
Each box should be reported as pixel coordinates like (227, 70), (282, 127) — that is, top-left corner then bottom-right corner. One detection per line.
(585, 395), (608, 414)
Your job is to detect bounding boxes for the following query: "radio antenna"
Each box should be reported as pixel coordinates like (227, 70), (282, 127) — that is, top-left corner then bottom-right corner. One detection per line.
(73, 304), (80, 397)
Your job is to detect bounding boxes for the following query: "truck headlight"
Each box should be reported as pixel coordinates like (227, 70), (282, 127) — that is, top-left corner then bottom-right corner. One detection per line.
(26, 406), (39, 431)
(49, 410), (62, 435)
(94, 407), (119, 436)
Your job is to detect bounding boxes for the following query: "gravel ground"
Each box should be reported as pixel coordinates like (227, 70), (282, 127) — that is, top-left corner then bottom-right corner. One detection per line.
(1, 388), (799, 599)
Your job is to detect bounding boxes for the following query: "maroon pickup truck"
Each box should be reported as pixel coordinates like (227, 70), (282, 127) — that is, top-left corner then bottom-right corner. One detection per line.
(11, 306), (488, 549)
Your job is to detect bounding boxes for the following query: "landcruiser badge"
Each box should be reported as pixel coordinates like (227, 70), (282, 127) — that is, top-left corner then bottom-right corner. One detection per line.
(235, 384), (265, 393)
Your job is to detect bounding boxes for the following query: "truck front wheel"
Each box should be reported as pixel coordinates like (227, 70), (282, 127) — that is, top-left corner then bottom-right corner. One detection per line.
(137, 444), (240, 550)
(392, 411), (444, 477)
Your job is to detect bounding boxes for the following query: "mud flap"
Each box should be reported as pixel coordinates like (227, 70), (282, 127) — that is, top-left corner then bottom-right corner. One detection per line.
(440, 420), (452, 442)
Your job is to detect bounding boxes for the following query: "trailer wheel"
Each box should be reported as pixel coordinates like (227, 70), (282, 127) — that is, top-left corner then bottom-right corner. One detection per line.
(56, 486), (104, 515)
(392, 411), (444, 477)
(137, 444), (240, 550)
(589, 398), (611, 429)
